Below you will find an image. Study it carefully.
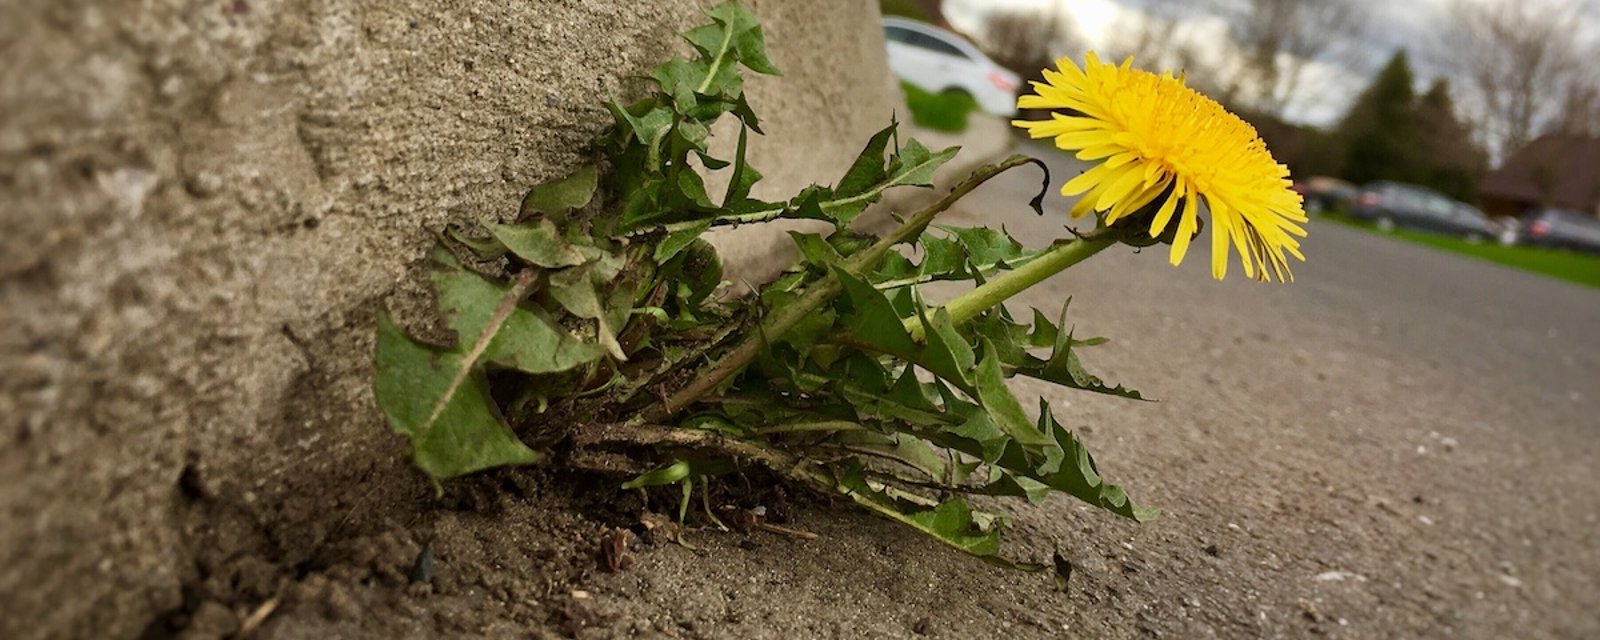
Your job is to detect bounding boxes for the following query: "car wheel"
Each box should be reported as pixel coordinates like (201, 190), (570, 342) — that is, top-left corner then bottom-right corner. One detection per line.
(1376, 216), (1395, 232)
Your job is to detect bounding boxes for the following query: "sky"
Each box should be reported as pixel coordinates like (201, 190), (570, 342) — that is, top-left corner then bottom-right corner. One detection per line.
(940, 0), (1463, 125)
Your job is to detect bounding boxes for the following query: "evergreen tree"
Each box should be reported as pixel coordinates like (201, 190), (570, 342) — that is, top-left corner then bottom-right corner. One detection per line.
(1336, 50), (1420, 185)
(1414, 79), (1488, 200)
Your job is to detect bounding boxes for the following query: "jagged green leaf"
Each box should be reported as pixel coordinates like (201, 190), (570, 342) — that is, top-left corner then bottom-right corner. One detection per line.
(936, 225), (1035, 269)
(835, 123), (897, 199)
(442, 223), (508, 261)
(974, 338), (1052, 447)
(723, 125), (762, 207)
(374, 314), (542, 480)
(885, 139), (959, 189)
(684, 1), (780, 100)
(835, 463), (1000, 557)
(833, 267), (919, 359)
(430, 250), (605, 373)
(1028, 402), (1157, 520)
(488, 219), (586, 268)
(916, 306), (977, 389)
(520, 165), (597, 217)
(548, 261), (625, 361)
(790, 232), (843, 268)
(656, 220), (711, 263)
(376, 251), (600, 480)
(1013, 301), (1145, 400)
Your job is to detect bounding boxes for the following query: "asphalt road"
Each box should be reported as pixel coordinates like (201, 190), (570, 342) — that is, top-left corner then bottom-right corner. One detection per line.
(594, 140), (1600, 638)
(985, 140), (1600, 416)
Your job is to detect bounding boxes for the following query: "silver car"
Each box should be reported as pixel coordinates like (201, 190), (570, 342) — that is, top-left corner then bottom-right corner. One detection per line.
(882, 17), (1020, 117)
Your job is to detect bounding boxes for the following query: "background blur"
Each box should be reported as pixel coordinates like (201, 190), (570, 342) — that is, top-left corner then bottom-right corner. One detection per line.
(885, 0), (1600, 226)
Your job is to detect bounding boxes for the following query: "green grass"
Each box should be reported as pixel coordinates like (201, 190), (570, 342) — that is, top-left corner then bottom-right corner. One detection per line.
(1321, 214), (1600, 289)
(901, 81), (977, 133)
(879, 0), (930, 21)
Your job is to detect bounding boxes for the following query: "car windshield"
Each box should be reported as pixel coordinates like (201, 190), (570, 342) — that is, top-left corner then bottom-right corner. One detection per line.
(883, 25), (970, 59)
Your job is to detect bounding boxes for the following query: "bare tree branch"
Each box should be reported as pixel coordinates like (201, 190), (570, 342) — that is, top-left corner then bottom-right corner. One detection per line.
(1226, 0), (1367, 115)
(1437, 0), (1592, 158)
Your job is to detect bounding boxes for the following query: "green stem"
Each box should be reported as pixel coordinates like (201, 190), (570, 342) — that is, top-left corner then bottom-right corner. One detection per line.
(906, 229), (1120, 341)
(756, 420), (869, 435)
(642, 155), (1039, 422)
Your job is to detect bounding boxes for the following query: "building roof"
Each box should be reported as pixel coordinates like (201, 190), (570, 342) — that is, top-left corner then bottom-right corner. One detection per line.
(1479, 135), (1600, 213)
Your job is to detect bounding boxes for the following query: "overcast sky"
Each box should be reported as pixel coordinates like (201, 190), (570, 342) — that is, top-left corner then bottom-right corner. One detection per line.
(941, 0), (1593, 126)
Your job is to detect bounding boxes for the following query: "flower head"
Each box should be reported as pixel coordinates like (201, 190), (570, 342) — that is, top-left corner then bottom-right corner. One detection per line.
(1014, 53), (1307, 281)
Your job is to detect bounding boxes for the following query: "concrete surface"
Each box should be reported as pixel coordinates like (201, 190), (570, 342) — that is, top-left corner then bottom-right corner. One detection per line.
(0, 2), (898, 637)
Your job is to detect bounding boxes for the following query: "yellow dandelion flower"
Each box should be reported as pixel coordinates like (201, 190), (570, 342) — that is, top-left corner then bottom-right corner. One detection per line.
(1014, 53), (1308, 281)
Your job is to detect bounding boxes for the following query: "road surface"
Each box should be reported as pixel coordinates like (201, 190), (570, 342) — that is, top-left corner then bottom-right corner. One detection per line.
(589, 140), (1600, 638)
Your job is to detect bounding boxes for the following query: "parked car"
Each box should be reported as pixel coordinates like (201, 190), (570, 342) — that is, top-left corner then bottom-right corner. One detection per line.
(1520, 208), (1600, 254)
(1291, 176), (1358, 214)
(1350, 181), (1499, 241)
(882, 17), (1020, 117)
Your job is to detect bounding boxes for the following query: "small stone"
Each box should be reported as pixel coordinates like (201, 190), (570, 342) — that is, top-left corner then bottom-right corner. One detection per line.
(546, 91), (560, 107)
(185, 171), (223, 198)
(183, 601), (239, 638)
(1204, 543), (1221, 557)
(408, 542), (435, 584)
(1298, 598), (1326, 623)
(1497, 574), (1524, 588)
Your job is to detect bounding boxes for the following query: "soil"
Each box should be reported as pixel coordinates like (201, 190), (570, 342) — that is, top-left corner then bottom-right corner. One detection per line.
(172, 146), (1600, 639)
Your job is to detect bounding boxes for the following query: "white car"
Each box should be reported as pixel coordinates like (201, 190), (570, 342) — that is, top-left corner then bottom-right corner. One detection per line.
(882, 17), (1021, 117)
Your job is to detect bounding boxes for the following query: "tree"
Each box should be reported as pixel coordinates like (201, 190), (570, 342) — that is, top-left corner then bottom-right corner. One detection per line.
(1438, 0), (1590, 159)
(879, 0), (946, 27)
(1549, 63), (1600, 137)
(982, 8), (1080, 77)
(1336, 50), (1420, 185)
(1103, 0), (1239, 102)
(980, 6), (1085, 120)
(1225, 0), (1366, 117)
(1414, 80), (1489, 199)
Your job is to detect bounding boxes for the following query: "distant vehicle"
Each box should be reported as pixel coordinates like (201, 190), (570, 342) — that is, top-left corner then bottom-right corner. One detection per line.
(1520, 208), (1600, 254)
(1291, 176), (1357, 214)
(882, 17), (1020, 117)
(1350, 181), (1500, 242)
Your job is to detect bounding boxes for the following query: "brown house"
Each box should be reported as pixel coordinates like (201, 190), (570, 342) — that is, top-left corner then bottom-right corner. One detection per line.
(1478, 134), (1600, 219)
